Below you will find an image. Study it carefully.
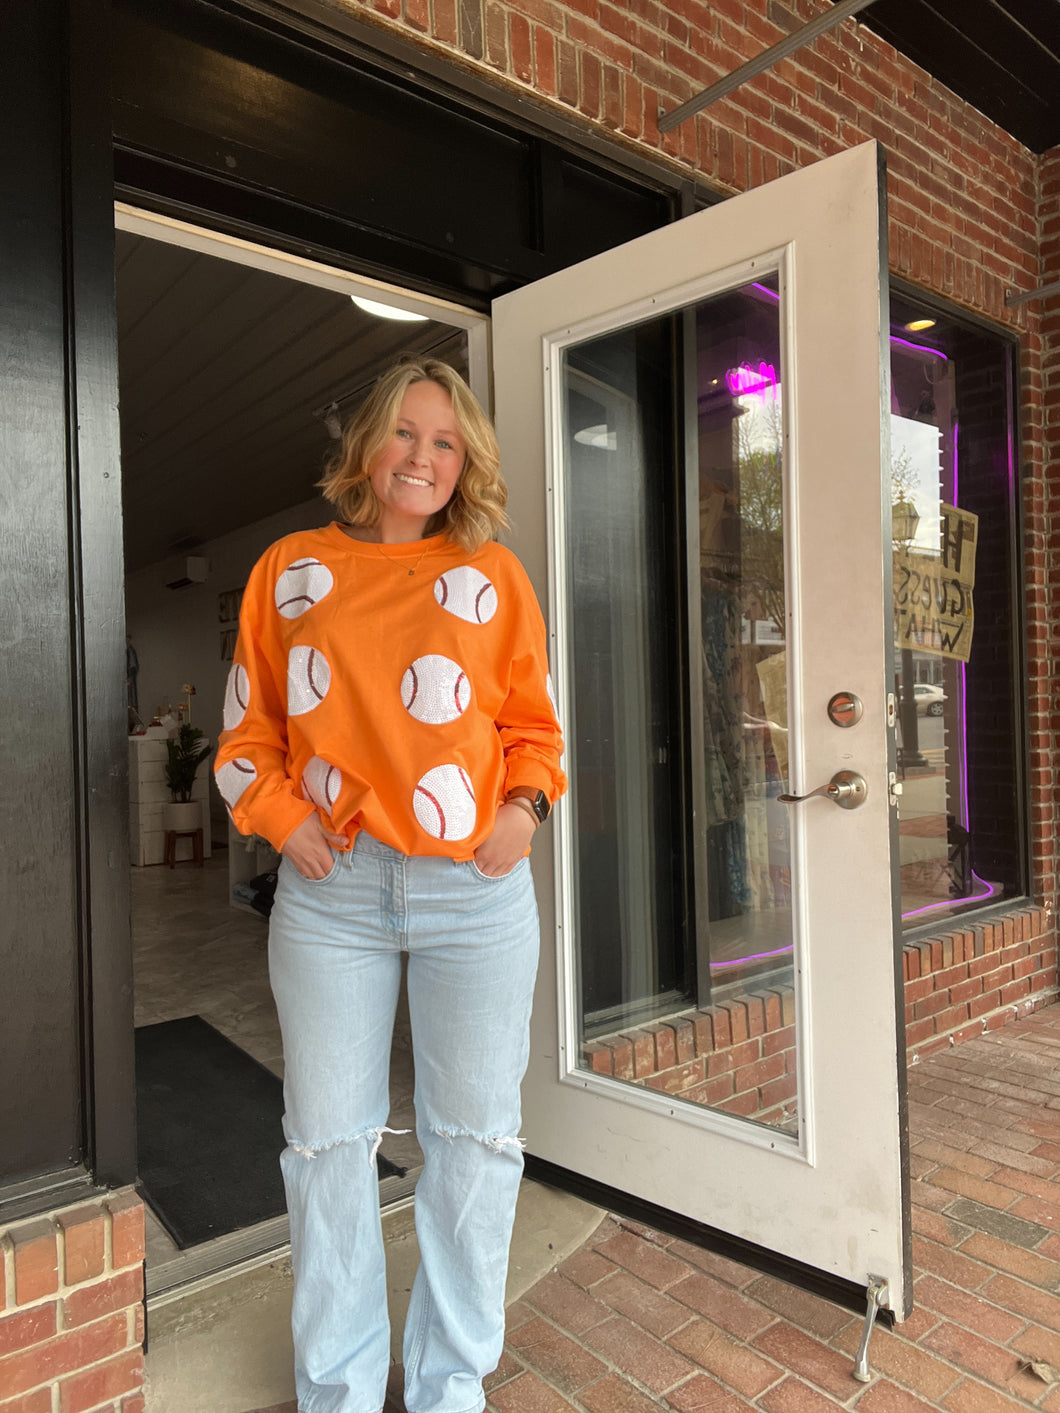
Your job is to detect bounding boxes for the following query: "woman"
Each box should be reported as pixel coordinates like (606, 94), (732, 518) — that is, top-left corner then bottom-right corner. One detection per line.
(214, 358), (566, 1413)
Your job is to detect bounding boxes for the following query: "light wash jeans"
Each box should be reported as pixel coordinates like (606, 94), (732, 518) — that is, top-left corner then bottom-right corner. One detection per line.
(268, 832), (540, 1413)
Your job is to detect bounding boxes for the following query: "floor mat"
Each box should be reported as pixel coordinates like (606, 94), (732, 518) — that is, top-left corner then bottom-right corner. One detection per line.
(135, 1015), (403, 1249)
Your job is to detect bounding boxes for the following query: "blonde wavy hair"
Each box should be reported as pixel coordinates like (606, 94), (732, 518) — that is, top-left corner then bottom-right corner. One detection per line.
(319, 359), (508, 552)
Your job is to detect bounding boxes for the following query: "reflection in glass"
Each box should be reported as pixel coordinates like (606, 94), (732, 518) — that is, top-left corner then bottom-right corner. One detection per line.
(889, 298), (1022, 926)
(565, 277), (799, 1134)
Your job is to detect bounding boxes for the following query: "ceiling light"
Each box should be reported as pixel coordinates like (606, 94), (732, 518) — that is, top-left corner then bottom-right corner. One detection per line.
(574, 424), (617, 450)
(904, 318), (936, 332)
(351, 295), (429, 323)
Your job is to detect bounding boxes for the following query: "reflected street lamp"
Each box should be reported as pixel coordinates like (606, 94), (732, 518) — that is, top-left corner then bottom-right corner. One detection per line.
(892, 500), (928, 772)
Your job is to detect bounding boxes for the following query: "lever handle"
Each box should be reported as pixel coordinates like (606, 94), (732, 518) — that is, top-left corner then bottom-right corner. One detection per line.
(779, 769), (868, 810)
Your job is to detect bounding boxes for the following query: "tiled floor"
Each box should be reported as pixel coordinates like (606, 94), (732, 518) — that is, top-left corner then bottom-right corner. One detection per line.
(256, 1006), (1060, 1412)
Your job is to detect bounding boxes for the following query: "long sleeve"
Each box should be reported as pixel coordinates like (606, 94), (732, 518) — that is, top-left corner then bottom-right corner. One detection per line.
(214, 551), (316, 851)
(496, 575), (567, 803)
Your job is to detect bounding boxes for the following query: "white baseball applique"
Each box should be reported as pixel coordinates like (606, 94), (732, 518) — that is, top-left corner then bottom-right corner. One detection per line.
(433, 566), (497, 624)
(401, 655), (471, 725)
(287, 645), (331, 715)
(302, 755), (342, 814)
(216, 757), (257, 807)
(223, 663), (250, 730)
(413, 764), (476, 840)
(274, 558), (334, 619)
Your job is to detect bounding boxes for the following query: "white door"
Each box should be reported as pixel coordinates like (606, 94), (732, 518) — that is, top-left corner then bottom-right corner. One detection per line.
(493, 141), (910, 1317)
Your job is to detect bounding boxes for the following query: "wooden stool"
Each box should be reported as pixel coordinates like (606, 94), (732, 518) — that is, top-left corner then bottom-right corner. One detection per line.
(164, 826), (204, 868)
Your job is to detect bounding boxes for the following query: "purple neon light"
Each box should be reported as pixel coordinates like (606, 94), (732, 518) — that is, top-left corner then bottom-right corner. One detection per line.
(710, 942), (792, 972)
(889, 333), (947, 360)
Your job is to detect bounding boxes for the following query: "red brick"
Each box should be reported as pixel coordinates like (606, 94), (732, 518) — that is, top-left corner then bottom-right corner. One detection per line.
(751, 1324), (859, 1400)
(760, 1377), (850, 1411)
(958, 1232), (1060, 1287)
(122, 1396), (146, 1413)
(743, 1275), (853, 1340)
(56, 1208), (106, 1287)
(0, 1301), (58, 1357)
(0, 1312), (127, 1400)
(490, 1370), (581, 1412)
(981, 1271), (1060, 1332)
(850, 1384), (939, 1411)
(0, 1390), (53, 1413)
(106, 1194), (145, 1270)
(593, 1270), (692, 1339)
(63, 1266), (144, 1330)
(928, 1168), (1020, 1209)
(669, 1321), (780, 1398)
(912, 1273), (1024, 1340)
(593, 1231), (688, 1290)
(668, 1272), (773, 1341)
(664, 1373), (758, 1411)
(909, 1237), (990, 1290)
(922, 1321), (1022, 1385)
(582, 1314), (694, 1392)
(524, 1272), (609, 1335)
(943, 1377), (1048, 1411)
(60, 1347), (144, 1413)
(507, 1316), (606, 1394)
(1010, 1194), (1060, 1228)
(10, 1222), (59, 1308)
(578, 1372), (663, 1413)
(559, 1246), (618, 1290)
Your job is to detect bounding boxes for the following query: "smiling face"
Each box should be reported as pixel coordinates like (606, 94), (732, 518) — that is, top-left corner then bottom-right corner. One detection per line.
(368, 379), (467, 542)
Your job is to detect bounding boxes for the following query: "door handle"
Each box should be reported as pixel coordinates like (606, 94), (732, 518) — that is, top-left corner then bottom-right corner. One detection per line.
(778, 770), (868, 810)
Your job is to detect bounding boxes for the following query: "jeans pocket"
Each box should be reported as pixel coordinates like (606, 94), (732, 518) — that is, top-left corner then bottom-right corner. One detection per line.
(295, 850), (341, 886)
(468, 856), (526, 883)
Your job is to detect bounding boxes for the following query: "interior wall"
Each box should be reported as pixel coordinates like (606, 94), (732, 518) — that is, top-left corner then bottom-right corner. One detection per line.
(124, 495), (332, 836)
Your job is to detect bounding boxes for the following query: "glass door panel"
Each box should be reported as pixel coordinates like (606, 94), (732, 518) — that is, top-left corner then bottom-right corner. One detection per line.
(563, 278), (799, 1134)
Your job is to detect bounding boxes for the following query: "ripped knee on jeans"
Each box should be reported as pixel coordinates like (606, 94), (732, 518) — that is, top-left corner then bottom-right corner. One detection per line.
(288, 1125), (409, 1163)
(427, 1124), (526, 1153)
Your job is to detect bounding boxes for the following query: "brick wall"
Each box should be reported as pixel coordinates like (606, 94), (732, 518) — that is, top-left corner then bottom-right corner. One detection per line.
(338, 0), (1058, 912)
(0, 1190), (146, 1413)
(583, 906), (1057, 1118)
(1038, 146), (1060, 915)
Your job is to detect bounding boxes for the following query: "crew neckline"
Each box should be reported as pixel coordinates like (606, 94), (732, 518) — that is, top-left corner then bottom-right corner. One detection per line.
(324, 522), (454, 557)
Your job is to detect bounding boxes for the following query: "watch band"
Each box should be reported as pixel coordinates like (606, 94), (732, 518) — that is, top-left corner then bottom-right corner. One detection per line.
(506, 787), (551, 824)
(506, 795), (540, 827)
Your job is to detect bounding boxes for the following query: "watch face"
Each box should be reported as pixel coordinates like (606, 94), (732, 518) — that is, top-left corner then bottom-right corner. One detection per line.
(531, 790), (550, 823)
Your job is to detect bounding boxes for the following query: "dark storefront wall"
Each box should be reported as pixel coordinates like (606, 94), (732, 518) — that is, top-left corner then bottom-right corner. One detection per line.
(1, 0), (134, 1216)
(1, 0), (692, 1212)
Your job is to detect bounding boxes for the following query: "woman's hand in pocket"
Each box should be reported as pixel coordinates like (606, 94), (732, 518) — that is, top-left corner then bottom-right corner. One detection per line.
(282, 815), (348, 879)
(472, 802), (536, 877)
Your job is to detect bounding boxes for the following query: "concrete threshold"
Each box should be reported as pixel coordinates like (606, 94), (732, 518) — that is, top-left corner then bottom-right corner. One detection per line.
(142, 1178), (604, 1413)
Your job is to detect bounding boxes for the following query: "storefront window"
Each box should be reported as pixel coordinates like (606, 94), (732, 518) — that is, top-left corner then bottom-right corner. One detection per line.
(889, 290), (1024, 927)
(561, 278), (1023, 1130)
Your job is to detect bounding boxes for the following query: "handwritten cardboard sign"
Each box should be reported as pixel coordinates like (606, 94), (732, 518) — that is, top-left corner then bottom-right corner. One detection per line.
(893, 504), (978, 662)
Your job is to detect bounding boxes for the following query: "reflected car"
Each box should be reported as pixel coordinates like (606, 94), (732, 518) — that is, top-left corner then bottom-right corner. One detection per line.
(914, 683), (946, 716)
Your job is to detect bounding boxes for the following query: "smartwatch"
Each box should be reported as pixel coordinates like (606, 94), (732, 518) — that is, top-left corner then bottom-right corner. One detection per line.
(506, 787), (551, 825)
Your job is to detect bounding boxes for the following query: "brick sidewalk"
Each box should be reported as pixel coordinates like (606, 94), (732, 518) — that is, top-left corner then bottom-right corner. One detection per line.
(256, 1006), (1060, 1411)
(483, 1006), (1060, 1412)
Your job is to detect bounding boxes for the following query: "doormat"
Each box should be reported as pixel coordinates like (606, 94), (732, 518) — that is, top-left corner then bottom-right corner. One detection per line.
(135, 1015), (404, 1249)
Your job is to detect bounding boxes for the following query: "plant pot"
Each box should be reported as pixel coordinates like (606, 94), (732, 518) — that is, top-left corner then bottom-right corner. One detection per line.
(163, 800), (201, 833)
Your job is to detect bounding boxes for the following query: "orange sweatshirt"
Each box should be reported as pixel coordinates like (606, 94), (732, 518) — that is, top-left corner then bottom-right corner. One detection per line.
(214, 523), (566, 858)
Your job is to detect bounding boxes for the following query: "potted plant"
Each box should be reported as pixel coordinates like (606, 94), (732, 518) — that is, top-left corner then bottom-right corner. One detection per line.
(163, 723), (212, 833)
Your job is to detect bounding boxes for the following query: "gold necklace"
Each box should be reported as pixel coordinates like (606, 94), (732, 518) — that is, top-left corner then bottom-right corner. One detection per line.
(377, 540), (433, 576)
